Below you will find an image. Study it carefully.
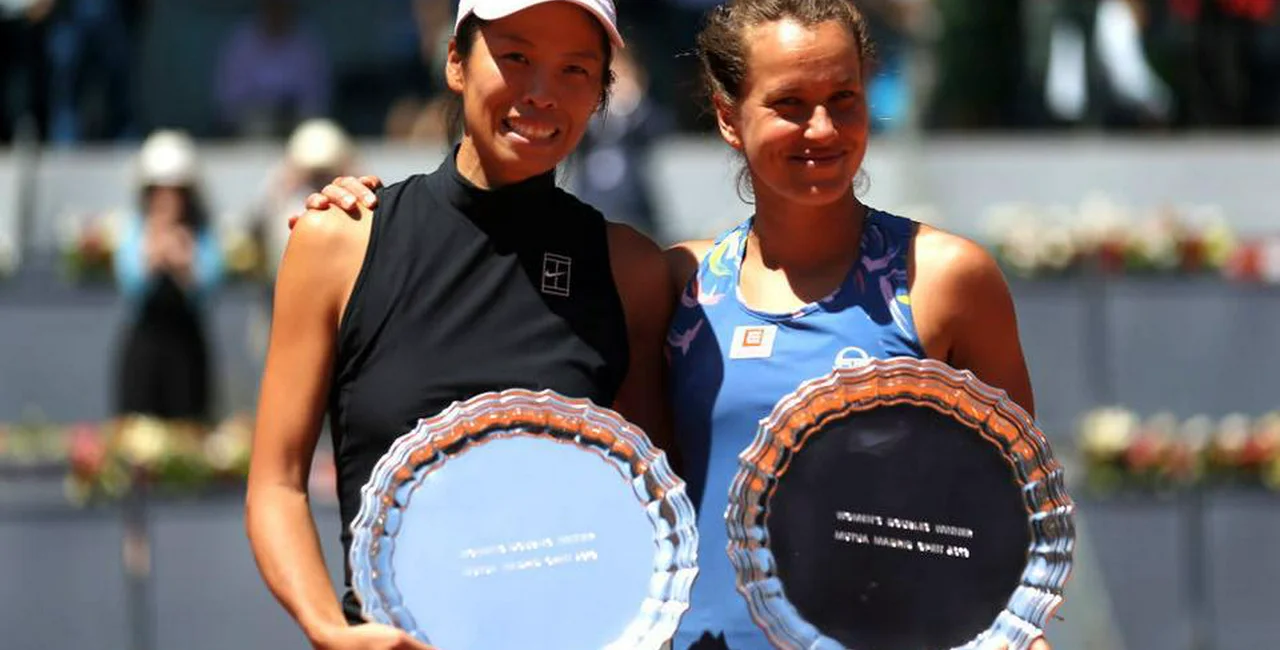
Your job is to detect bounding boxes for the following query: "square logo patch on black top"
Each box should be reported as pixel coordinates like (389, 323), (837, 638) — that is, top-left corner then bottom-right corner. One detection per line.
(541, 253), (572, 297)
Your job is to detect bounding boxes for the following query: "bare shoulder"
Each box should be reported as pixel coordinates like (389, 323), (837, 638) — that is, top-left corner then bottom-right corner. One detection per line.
(606, 221), (664, 262)
(606, 222), (668, 292)
(605, 222), (673, 347)
(667, 239), (716, 259)
(911, 223), (1006, 291)
(909, 224), (1034, 414)
(278, 204), (375, 312)
(907, 223), (1014, 360)
(663, 239), (715, 296)
(606, 222), (669, 302)
(289, 204), (373, 250)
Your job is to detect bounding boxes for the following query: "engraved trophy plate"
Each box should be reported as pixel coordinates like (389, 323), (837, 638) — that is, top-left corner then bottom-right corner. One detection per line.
(725, 358), (1074, 650)
(349, 389), (699, 650)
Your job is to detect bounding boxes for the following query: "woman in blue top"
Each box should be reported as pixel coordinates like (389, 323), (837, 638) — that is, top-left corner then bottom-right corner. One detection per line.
(303, 2), (1043, 647)
(664, 2), (1038, 648)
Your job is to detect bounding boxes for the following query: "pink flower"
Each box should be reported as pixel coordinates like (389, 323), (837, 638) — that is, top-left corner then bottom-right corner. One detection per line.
(67, 424), (107, 480)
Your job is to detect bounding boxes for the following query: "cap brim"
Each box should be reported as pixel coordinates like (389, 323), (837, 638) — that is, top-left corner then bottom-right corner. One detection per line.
(469, 0), (625, 48)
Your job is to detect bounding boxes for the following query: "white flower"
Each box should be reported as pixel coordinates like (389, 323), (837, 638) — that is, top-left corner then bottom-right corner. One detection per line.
(1000, 221), (1044, 275)
(1128, 211), (1180, 270)
(1180, 415), (1214, 451)
(1213, 413), (1252, 457)
(1074, 192), (1132, 247)
(204, 418), (251, 473)
(1037, 224), (1078, 271)
(117, 417), (171, 468)
(1079, 407), (1138, 459)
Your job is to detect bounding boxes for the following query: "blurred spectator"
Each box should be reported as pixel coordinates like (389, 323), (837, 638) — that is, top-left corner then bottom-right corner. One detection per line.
(44, 0), (143, 143)
(1031, 0), (1174, 128)
(384, 93), (451, 143)
(860, 0), (935, 132)
(571, 46), (674, 240)
(213, 0), (330, 138)
(113, 130), (224, 423)
(628, 0), (717, 132)
(249, 118), (357, 277)
(926, 0), (1027, 129)
(411, 0), (452, 91)
(0, 0), (54, 143)
(332, 0), (444, 136)
(1140, 0), (1280, 127)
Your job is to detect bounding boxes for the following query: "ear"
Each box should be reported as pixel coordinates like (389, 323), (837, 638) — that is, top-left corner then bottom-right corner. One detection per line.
(713, 94), (742, 151)
(445, 38), (465, 94)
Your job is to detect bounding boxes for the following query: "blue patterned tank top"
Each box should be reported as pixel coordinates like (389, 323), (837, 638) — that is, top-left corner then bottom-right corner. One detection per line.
(667, 209), (925, 649)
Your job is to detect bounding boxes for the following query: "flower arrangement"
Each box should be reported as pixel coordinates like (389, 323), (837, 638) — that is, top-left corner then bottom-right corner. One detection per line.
(0, 412), (342, 506)
(1221, 235), (1280, 284)
(0, 412), (252, 504)
(62, 414), (255, 504)
(58, 210), (123, 285)
(984, 194), (1245, 280)
(1077, 406), (1280, 495)
(0, 411), (73, 466)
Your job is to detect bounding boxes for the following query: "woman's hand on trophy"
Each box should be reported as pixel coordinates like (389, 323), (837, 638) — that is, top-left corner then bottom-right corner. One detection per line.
(289, 175), (384, 229)
(313, 622), (436, 650)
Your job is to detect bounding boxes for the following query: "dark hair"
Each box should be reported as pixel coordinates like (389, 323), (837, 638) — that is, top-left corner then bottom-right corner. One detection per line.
(695, 0), (876, 200)
(141, 185), (210, 232)
(445, 13), (618, 144)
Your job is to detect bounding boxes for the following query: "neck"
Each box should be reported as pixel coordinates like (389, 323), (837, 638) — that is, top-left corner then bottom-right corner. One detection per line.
(454, 137), (500, 189)
(749, 183), (865, 272)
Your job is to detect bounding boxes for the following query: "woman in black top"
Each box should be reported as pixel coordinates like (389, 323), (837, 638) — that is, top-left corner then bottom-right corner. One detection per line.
(244, 2), (672, 649)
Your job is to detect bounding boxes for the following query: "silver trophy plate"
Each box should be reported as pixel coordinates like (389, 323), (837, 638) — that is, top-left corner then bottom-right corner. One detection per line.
(348, 389), (699, 650)
(725, 358), (1074, 650)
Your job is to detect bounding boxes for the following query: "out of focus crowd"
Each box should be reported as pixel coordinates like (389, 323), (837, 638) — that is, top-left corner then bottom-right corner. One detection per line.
(2, 0), (1279, 149)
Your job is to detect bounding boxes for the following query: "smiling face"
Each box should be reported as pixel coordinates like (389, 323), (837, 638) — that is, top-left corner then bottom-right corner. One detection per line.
(716, 18), (869, 208)
(447, 3), (611, 187)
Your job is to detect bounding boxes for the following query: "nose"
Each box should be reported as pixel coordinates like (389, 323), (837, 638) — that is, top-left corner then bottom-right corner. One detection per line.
(522, 68), (558, 110)
(805, 105), (837, 142)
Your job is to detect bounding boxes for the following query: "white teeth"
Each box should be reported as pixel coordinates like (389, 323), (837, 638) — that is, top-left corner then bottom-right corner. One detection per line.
(506, 119), (555, 141)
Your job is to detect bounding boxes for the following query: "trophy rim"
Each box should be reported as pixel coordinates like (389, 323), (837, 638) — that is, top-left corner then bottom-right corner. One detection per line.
(724, 357), (1076, 650)
(348, 388), (700, 649)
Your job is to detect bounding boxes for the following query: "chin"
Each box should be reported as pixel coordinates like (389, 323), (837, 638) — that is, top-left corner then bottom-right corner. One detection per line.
(503, 140), (574, 171)
(783, 179), (854, 206)
(487, 144), (555, 178)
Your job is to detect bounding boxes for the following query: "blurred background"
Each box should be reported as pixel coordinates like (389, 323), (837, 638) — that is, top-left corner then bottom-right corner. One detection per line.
(1, 0), (1279, 649)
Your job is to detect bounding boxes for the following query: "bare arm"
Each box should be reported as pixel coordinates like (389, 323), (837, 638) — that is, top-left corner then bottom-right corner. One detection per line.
(247, 208), (355, 642)
(246, 206), (431, 650)
(608, 223), (678, 461)
(910, 227), (1036, 417)
(908, 231), (1049, 650)
(663, 240), (713, 305)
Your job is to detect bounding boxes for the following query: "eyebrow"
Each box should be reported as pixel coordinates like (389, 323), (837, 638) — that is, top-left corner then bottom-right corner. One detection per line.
(488, 31), (602, 61)
(764, 76), (859, 96)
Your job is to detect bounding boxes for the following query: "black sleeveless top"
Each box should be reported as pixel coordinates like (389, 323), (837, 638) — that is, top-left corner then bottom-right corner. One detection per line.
(327, 148), (630, 620)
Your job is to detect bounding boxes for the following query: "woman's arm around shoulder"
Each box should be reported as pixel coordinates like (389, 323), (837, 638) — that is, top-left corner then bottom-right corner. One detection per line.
(607, 223), (679, 457)
(908, 224), (1035, 418)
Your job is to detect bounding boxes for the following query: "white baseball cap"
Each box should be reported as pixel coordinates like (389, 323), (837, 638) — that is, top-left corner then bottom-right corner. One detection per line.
(136, 130), (201, 188)
(454, 0), (624, 49)
(287, 118), (353, 172)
